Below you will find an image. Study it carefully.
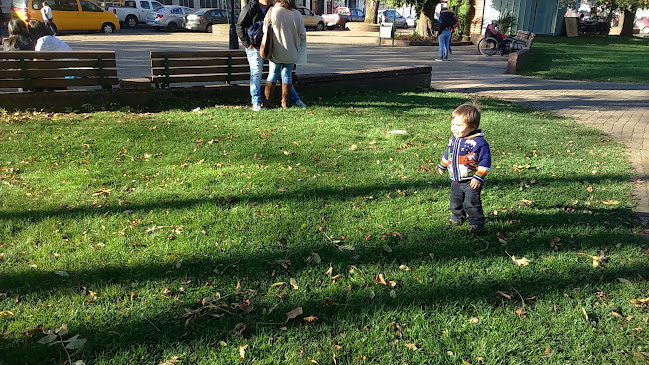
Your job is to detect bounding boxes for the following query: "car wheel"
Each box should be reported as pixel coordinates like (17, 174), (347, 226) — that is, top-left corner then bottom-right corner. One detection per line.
(167, 22), (178, 31)
(316, 21), (324, 31)
(125, 15), (137, 28)
(101, 23), (115, 34)
(205, 24), (213, 33)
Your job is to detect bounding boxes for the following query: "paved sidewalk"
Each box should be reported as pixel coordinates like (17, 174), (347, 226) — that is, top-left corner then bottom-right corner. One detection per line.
(432, 51), (649, 226)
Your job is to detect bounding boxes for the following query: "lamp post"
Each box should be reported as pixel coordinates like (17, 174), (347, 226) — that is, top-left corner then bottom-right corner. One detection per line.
(229, 0), (239, 49)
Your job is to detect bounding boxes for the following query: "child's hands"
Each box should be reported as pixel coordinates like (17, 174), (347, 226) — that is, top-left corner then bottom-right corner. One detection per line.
(470, 178), (482, 190)
(437, 168), (444, 175)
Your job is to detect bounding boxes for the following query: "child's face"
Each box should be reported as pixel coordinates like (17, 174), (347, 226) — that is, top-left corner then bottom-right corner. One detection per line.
(450, 116), (472, 138)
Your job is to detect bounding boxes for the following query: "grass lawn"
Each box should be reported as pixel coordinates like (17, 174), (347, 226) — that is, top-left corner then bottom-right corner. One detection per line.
(517, 35), (649, 83)
(1, 90), (649, 364)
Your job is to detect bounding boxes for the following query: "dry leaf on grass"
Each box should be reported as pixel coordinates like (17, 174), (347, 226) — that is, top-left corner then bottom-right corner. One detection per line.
(512, 256), (529, 266)
(496, 291), (512, 300)
(468, 317), (480, 324)
(238, 344), (248, 359)
(158, 356), (180, 365)
(303, 316), (318, 323)
(375, 273), (388, 286)
(405, 343), (418, 350)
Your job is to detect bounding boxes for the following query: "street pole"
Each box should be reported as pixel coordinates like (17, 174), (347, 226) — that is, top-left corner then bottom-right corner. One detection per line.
(229, 0), (239, 49)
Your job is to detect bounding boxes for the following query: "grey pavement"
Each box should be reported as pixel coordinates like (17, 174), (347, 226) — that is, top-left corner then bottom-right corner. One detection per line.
(62, 29), (649, 225)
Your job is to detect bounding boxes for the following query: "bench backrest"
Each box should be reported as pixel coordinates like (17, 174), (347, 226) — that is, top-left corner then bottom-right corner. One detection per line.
(151, 50), (252, 88)
(514, 30), (536, 48)
(0, 51), (118, 90)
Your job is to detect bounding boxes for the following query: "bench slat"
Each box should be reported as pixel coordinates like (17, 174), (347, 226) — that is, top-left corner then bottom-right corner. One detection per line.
(151, 73), (253, 84)
(0, 69), (118, 79)
(150, 50), (247, 58)
(151, 58), (248, 68)
(151, 65), (252, 76)
(0, 51), (116, 60)
(0, 59), (117, 69)
(1, 77), (119, 88)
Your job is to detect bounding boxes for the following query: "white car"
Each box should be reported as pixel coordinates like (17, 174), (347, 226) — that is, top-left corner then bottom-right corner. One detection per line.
(146, 5), (194, 31)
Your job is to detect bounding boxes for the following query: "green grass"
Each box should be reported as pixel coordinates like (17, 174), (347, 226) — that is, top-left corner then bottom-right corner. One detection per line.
(517, 35), (649, 83)
(1, 90), (648, 364)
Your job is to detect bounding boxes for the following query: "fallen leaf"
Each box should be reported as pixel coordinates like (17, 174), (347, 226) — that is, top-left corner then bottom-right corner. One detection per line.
(515, 308), (527, 317)
(303, 315), (318, 323)
(0, 311), (14, 318)
(497, 232), (509, 244)
(325, 266), (333, 276)
(383, 244), (392, 253)
(601, 200), (620, 205)
(617, 278), (632, 284)
(496, 291), (512, 300)
(290, 278), (299, 290)
(375, 273), (388, 286)
(399, 265), (410, 272)
(405, 343), (418, 350)
(311, 253), (321, 264)
(238, 344), (248, 359)
(54, 271), (69, 277)
(286, 307), (303, 320)
(611, 311), (624, 319)
(388, 130), (407, 135)
(158, 356), (180, 365)
(271, 282), (285, 288)
(511, 256), (529, 266)
(349, 144), (359, 151)
(630, 298), (649, 306)
(468, 317), (480, 324)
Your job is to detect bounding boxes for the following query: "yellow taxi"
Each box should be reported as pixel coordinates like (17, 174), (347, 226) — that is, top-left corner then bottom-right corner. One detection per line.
(11, 0), (120, 33)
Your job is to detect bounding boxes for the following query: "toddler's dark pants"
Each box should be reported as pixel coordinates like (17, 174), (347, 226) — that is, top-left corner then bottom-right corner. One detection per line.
(450, 180), (484, 227)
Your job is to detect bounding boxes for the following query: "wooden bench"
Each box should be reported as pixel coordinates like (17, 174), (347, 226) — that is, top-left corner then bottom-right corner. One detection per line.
(150, 50), (295, 89)
(514, 30), (536, 48)
(0, 51), (118, 90)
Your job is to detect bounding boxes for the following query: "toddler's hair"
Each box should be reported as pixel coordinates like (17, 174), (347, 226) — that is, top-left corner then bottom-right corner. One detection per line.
(452, 102), (481, 129)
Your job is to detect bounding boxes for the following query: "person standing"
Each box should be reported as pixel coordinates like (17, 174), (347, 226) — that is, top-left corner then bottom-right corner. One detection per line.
(436, 6), (457, 61)
(40, 1), (56, 36)
(263, 0), (305, 109)
(236, 0), (305, 111)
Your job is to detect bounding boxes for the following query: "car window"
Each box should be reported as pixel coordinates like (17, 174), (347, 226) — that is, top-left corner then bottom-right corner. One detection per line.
(124, 0), (135, 7)
(183, 7), (193, 13)
(80, 0), (102, 11)
(171, 7), (182, 14)
(396, 11), (403, 18)
(304, 8), (313, 16)
(337, 8), (350, 15)
(49, 0), (79, 11)
(139, 1), (150, 9)
(152, 1), (163, 9)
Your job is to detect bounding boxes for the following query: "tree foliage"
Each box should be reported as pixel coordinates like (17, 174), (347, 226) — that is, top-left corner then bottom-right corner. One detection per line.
(597, 0), (649, 36)
(447, 0), (471, 36)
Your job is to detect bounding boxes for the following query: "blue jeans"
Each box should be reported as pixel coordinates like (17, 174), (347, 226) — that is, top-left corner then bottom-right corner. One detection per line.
(438, 29), (451, 59)
(268, 61), (295, 84)
(245, 47), (301, 105)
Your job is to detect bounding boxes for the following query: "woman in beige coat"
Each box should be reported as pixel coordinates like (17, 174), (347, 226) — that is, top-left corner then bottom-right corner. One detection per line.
(263, 0), (306, 108)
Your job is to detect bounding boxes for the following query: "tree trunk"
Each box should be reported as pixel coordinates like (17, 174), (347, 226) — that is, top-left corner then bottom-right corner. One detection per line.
(619, 9), (636, 37)
(365, 0), (379, 24)
(415, 0), (439, 37)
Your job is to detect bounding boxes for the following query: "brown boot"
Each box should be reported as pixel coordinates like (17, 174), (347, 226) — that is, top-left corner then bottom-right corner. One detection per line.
(264, 81), (277, 107)
(281, 83), (291, 109)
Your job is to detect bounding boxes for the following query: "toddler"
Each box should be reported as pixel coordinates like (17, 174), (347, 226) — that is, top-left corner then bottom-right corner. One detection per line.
(437, 102), (491, 233)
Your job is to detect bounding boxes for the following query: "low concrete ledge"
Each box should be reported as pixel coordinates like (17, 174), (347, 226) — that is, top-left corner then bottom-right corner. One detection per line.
(295, 66), (432, 94)
(506, 48), (530, 74)
(0, 66), (432, 111)
(377, 39), (473, 47)
(346, 23), (379, 32)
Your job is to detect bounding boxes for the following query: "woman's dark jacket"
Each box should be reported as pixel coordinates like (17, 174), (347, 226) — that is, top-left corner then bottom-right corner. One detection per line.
(236, 0), (267, 48)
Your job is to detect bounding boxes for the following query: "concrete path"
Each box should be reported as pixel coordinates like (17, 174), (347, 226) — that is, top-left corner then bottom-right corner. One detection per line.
(63, 30), (649, 224)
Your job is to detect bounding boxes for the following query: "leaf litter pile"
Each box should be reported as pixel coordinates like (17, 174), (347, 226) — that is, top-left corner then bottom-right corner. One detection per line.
(1, 91), (648, 364)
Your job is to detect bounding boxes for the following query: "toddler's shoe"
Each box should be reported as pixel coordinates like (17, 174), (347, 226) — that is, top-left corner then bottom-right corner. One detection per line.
(467, 225), (485, 234)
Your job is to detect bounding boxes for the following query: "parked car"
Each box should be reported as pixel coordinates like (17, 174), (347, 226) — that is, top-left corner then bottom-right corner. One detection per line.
(107, 0), (163, 28)
(298, 6), (325, 31)
(331, 6), (364, 22)
(378, 9), (408, 29)
(146, 5), (193, 31)
(11, 0), (120, 33)
(321, 9), (347, 29)
(636, 17), (649, 34)
(184, 8), (228, 32)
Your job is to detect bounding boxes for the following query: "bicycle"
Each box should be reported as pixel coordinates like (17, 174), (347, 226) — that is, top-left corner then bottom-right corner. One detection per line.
(478, 23), (527, 56)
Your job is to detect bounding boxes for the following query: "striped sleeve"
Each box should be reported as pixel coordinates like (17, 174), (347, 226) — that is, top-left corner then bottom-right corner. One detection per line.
(472, 140), (491, 183)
